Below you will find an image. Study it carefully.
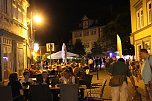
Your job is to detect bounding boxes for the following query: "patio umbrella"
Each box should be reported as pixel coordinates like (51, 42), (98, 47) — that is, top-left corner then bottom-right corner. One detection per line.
(47, 51), (79, 59)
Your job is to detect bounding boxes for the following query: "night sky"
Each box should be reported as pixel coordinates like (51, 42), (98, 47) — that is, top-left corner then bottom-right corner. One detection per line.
(29, 0), (130, 46)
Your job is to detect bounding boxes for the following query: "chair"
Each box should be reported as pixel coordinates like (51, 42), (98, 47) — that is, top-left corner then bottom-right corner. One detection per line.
(28, 85), (53, 101)
(86, 79), (112, 101)
(50, 77), (60, 87)
(81, 74), (99, 96)
(60, 84), (79, 101)
(0, 86), (13, 101)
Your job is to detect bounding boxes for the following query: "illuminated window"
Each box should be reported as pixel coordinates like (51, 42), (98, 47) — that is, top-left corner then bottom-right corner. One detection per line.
(144, 41), (150, 53)
(136, 8), (144, 30)
(2, 38), (12, 80)
(147, 1), (152, 24)
(137, 44), (141, 60)
(12, 4), (18, 20)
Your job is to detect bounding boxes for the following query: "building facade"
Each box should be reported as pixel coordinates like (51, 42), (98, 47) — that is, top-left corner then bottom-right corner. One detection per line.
(130, 0), (152, 60)
(72, 16), (103, 53)
(0, 0), (30, 82)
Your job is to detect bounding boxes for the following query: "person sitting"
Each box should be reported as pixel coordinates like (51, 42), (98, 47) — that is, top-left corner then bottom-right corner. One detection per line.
(20, 71), (34, 87)
(42, 71), (50, 85)
(49, 68), (56, 76)
(60, 69), (75, 84)
(35, 74), (43, 85)
(7, 73), (24, 101)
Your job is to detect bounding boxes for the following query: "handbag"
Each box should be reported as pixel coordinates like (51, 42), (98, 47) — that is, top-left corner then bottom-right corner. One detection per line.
(109, 75), (125, 87)
(132, 90), (142, 101)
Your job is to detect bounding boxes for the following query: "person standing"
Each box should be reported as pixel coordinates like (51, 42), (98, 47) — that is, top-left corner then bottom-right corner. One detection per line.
(108, 58), (136, 101)
(139, 49), (152, 100)
(88, 57), (94, 71)
(8, 73), (24, 101)
(20, 71), (34, 101)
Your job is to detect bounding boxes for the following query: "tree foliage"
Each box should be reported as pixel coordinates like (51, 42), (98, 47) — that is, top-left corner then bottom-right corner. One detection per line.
(91, 41), (103, 56)
(98, 12), (131, 53)
(72, 39), (85, 56)
(66, 41), (74, 52)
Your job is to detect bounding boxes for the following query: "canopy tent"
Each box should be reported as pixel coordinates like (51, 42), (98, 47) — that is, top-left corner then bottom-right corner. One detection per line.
(47, 51), (79, 59)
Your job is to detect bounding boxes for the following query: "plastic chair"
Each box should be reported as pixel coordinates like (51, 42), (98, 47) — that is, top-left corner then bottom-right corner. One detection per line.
(28, 85), (53, 101)
(60, 84), (79, 101)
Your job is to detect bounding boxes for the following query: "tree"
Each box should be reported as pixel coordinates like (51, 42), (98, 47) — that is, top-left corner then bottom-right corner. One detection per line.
(66, 40), (74, 52)
(98, 12), (131, 53)
(98, 21), (117, 52)
(122, 41), (135, 55)
(91, 41), (103, 56)
(72, 39), (85, 56)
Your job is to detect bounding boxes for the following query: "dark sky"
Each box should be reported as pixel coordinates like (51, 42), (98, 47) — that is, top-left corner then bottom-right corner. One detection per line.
(30, 0), (130, 46)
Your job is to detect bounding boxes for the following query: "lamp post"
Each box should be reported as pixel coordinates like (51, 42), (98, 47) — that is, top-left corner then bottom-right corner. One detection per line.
(30, 12), (43, 63)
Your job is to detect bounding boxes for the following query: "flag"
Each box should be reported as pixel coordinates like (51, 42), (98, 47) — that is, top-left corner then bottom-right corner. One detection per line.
(117, 34), (122, 58)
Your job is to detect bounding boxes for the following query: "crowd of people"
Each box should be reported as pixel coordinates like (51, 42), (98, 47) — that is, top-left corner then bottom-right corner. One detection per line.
(2, 48), (152, 101)
(6, 62), (91, 101)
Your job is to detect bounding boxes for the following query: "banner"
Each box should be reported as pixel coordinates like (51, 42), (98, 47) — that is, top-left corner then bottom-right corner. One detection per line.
(117, 34), (122, 58)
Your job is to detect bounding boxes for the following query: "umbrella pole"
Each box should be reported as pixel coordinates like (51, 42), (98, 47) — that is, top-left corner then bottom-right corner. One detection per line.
(50, 48), (52, 68)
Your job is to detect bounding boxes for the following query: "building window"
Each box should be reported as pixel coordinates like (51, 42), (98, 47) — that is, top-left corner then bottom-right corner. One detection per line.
(136, 8), (144, 30)
(18, 9), (23, 23)
(147, 1), (152, 24)
(74, 32), (82, 38)
(90, 29), (96, 35)
(83, 30), (89, 36)
(137, 44), (141, 60)
(93, 29), (96, 35)
(17, 48), (24, 76)
(2, 38), (12, 80)
(143, 41), (150, 53)
(76, 39), (81, 43)
(83, 21), (89, 29)
(4, 0), (7, 13)
(0, 0), (7, 13)
(12, 4), (18, 20)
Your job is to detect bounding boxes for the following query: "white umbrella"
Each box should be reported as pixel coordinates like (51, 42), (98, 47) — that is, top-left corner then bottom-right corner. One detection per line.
(47, 51), (79, 59)
(61, 43), (67, 63)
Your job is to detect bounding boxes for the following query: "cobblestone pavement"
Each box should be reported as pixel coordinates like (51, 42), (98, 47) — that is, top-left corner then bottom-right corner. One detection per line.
(88, 68), (147, 101)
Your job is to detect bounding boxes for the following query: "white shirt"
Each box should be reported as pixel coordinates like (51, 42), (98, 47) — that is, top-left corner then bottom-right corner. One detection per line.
(60, 76), (75, 84)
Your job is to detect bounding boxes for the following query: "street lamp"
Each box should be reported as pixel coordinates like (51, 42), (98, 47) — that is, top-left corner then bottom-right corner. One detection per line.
(34, 43), (39, 52)
(31, 13), (43, 42)
(33, 15), (42, 24)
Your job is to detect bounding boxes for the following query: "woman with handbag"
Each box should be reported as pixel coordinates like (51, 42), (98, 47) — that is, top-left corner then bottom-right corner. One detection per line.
(108, 58), (136, 101)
